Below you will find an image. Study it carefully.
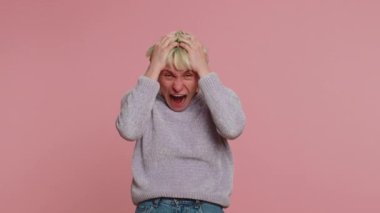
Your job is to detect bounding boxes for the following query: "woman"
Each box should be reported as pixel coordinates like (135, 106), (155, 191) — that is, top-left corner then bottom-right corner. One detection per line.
(116, 31), (246, 213)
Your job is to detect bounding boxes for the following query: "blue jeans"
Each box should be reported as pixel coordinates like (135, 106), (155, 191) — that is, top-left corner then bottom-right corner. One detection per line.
(135, 197), (224, 213)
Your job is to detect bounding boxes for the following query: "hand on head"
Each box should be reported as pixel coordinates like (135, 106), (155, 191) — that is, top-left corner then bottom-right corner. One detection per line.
(145, 32), (179, 80)
(144, 31), (210, 80)
(177, 34), (210, 77)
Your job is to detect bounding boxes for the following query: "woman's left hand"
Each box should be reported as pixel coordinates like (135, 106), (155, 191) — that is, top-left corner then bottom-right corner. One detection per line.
(178, 36), (210, 78)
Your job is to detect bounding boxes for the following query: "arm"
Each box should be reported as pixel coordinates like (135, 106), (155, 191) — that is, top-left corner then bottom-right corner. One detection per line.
(178, 35), (246, 139)
(199, 73), (246, 139)
(115, 77), (159, 141)
(116, 33), (178, 141)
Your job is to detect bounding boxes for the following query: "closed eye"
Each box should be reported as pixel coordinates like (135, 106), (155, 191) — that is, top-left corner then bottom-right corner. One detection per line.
(184, 71), (195, 79)
(161, 71), (175, 78)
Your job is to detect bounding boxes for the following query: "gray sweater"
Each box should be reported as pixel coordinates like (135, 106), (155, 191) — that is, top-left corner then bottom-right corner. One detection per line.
(116, 72), (246, 207)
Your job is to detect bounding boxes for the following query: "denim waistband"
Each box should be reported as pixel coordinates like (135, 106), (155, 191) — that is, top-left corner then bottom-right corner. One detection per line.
(139, 197), (222, 208)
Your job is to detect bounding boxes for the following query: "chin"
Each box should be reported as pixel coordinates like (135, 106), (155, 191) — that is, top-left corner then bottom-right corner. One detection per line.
(169, 105), (187, 112)
(168, 101), (191, 112)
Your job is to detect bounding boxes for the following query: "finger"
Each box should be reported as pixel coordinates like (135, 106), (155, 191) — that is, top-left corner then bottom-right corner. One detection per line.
(158, 32), (176, 44)
(167, 41), (179, 50)
(186, 35), (204, 48)
(178, 42), (192, 52)
(167, 31), (176, 37)
(178, 36), (192, 44)
(162, 36), (177, 49)
(191, 40), (205, 53)
(158, 36), (170, 46)
(191, 39), (203, 49)
(184, 33), (194, 40)
(157, 35), (169, 44)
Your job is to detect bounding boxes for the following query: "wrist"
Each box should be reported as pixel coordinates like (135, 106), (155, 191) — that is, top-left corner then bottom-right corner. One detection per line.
(144, 64), (162, 80)
(197, 67), (211, 78)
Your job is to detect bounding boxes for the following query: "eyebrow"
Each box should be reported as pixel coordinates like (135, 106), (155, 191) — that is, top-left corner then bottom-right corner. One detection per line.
(161, 70), (176, 76)
(161, 70), (195, 77)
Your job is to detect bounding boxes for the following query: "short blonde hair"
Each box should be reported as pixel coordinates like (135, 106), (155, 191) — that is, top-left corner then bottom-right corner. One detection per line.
(146, 31), (207, 71)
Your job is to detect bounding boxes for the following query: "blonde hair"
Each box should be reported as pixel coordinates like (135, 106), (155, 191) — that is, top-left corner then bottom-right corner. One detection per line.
(146, 31), (207, 71)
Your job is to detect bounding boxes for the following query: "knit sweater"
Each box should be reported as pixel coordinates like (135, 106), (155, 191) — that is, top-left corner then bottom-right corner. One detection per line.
(116, 72), (246, 207)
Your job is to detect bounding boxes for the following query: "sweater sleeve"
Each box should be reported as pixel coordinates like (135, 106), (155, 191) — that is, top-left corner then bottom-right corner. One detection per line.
(198, 72), (246, 140)
(116, 76), (160, 141)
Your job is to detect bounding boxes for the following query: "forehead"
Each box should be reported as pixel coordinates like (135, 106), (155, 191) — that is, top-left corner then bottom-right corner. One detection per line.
(163, 64), (185, 71)
(161, 66), (192, 74)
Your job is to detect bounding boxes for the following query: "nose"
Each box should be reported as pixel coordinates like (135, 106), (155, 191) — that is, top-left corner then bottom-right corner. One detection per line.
(172, 78), (184, 92)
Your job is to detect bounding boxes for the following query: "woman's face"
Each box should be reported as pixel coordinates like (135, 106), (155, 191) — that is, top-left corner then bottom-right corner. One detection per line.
(158, 66), (199, 112)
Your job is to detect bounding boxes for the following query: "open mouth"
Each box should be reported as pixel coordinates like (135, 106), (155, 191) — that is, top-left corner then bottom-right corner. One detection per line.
(169, 94), (187, 104)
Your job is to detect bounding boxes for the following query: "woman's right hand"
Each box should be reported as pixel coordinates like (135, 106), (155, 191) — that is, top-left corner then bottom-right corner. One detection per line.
(144, 32), (178, 80)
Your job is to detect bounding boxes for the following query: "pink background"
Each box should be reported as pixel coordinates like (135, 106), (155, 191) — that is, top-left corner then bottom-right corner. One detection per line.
(1, 0), (379, 212)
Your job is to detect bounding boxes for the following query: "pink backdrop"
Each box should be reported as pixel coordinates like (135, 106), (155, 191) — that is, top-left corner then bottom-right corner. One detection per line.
(1, 0), (379, 212)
